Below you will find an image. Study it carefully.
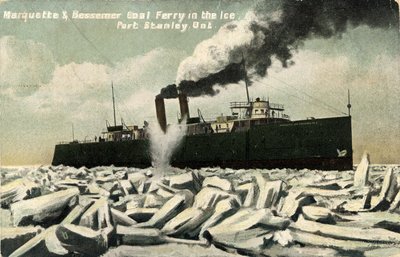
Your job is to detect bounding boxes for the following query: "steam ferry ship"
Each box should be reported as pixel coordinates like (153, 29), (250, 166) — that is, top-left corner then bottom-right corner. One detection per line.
(52, 82), (353, 170)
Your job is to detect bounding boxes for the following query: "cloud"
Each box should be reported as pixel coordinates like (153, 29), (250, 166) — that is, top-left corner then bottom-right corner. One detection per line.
(120, 89), (159, 122)
(17, 47), (185, 120)
(1, 42), (187, 165)
(111, 47), (187, 97)
(0, 36), (56, 96)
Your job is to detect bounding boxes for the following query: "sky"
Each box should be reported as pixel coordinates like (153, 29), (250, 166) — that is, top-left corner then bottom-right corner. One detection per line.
(0, 0), (399, 166)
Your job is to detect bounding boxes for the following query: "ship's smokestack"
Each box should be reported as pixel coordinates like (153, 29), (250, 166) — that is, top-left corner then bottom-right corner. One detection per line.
(155, 96), (167, 133)
(178, 93), (190, 120)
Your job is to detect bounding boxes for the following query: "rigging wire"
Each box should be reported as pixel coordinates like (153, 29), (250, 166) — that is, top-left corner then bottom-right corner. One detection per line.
(113, 88), (136, 126)
(67, 15), (114, 66)
(59, 1), (137, 125)
(296, 59), (355, 107)
(253, 76), (347, 116)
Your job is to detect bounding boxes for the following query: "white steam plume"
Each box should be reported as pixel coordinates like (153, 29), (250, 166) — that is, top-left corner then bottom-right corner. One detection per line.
(176, 12), (265, 83)
(149, 119), (187, 174)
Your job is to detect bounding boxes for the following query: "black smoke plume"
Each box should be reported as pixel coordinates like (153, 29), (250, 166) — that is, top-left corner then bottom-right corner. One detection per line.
(249, 0), (399, 76)
(157, 62), (247, 98)
(161, 0), (398, 98)
(159, 84), (179, 99)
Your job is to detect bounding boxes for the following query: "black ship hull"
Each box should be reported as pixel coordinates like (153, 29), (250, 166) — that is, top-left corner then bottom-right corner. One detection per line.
(52, 116), (352, 170)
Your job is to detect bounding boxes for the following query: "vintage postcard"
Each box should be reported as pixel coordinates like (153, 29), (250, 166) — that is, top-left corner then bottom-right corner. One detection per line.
(1, 0), (399, 256)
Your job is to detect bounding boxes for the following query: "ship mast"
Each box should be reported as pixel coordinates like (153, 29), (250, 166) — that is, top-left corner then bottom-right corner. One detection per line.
(347, 89), (351, 116)
(112, 82), (117, 126)
(71, 123), (75, 141)
(242, 54), (250, 104)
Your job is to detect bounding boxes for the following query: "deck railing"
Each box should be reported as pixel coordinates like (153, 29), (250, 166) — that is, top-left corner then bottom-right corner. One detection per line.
(57, 139), (96, 145)
(230, 102), (250, 108)
(230, 101), (284, 110)
(269, 103), (284, 110)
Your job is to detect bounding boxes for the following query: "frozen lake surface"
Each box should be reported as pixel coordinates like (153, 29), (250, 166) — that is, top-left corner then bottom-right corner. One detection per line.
(1, 163), (399, 257)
